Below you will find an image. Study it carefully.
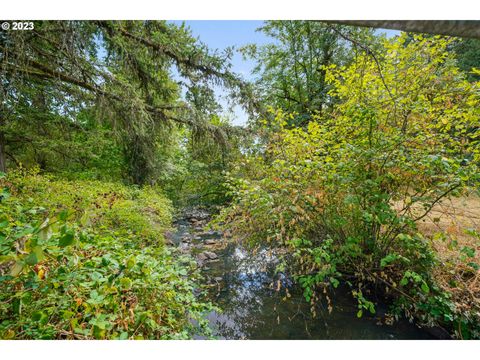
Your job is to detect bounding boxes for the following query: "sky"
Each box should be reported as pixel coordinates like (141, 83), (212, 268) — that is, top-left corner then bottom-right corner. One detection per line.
(173, 20), (269, 81)
(171, 20), (270, 126)
(171, 21), (399, 126)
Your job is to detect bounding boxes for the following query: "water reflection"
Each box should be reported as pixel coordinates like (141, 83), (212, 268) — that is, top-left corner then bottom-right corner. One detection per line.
(173, 217), (435, 340)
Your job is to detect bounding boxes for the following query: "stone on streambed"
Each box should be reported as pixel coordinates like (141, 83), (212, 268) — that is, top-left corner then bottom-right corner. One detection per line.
(183, 208), (210, 224)
(204, 239), (216, 245)
(197, 252), (209, 262)
(203, 251), (218, 260)
(181, 235), (191, 243)
(179, 247), (190, 254)
(199, 230), (222, 237)
(197, 251), (218, 263)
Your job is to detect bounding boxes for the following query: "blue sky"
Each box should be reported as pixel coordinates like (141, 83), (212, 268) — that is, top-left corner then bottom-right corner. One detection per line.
(171, 20), (270, 125)
(171, 21), (399, 126)
(173, 20), (269, 81)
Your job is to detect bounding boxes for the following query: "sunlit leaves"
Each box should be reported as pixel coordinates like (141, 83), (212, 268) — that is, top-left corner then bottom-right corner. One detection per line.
(218, 32), (479, 337)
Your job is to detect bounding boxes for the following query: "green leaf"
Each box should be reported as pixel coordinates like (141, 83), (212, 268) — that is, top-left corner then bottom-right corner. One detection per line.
(126, 257), (136, 269)
(93, 325), (106, 339)
(0, 275), (13, 283)
(357, 310), (363, 318)
(421, 282), (430, 294)
(120, 277), (133, 290)
(32, 310), (48, 324)
(62, 310), (75, 320)
(380, 253), (400, 268)
(32, 246), (45, 262)
(10, 262), (24, 276)
(14, 226), (34, 239)
(330, 277), (339, 288)
(461, 246), (475, 258)
(467, 262), (479, 271)
(12, 298), (22, 315)
(24, 252), (38, 266)
(59, 231), (75, 247)
(58, 210), (69, 221)
(0, 187), (10, 201)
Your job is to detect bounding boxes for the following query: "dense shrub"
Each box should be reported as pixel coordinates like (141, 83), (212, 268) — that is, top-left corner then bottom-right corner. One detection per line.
(216, 35), (480, 338)
(0, 169), (213, 339)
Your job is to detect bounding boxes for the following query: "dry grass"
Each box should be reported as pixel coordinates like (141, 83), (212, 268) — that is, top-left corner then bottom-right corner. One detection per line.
(417, 192), (480, 244)
(415, 190), (480, 317)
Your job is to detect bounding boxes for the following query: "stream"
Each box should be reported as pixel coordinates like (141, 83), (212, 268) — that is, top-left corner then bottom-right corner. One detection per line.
(169, 209), (437, 340)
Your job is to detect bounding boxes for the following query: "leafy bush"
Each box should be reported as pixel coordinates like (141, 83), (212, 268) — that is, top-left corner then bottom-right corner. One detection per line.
(216, 34), (480, 338)
(0, 169), (213, 339)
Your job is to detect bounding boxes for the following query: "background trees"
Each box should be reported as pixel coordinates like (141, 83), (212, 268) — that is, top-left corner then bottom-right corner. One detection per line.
(451, 38), (480, 82)
(241, 21), (376, 127)
(0, 20), (255, 185)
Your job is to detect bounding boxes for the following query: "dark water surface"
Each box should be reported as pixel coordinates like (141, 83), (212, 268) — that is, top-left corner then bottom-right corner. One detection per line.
(172, 217), (436, 340)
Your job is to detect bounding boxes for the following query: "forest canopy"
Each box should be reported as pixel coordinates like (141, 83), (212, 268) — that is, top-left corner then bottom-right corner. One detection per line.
(0, 20), (258, 185)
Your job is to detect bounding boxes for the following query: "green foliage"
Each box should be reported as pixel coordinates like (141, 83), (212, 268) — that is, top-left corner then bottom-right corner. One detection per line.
(2, 20), (480, 340)
(0, 170), (213, 339)
(217, 34), (480, 337)
(241, 21), (376, 125)
(1, 20), (254, 184)
(162, 115), (253, 207)
(451, 38), (480, 82)
(353, 290), (376, 318)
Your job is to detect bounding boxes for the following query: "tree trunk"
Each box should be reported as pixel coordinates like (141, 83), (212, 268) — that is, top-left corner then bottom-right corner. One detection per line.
(0, 130), (6, 173)
(0, 107), (6, 173)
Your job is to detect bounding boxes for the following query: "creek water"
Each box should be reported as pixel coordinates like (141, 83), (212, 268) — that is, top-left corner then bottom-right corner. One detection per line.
(171, 215), (436, 340)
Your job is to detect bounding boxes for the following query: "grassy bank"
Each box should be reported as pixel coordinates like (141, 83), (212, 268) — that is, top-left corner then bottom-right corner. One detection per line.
(0, 169), (212, 339)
